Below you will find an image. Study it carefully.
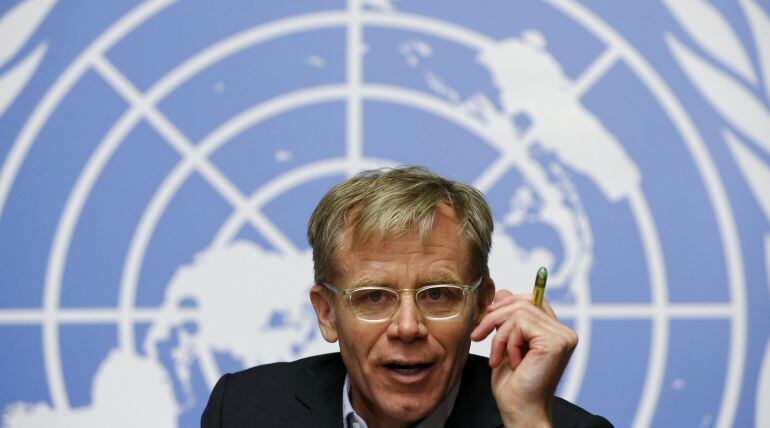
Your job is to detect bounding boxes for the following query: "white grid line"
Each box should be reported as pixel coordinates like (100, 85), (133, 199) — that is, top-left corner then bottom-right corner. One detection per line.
(570, 48), (620, 98)
(472, 46), (620, 193)
(0, 303), (736, 324)
(543, 2), (747, 427)
(91, 56), (298, 256)
(346, 0), (363, 175)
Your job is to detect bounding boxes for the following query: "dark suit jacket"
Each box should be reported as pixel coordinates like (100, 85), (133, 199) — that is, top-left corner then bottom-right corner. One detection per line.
(202, 353), (612, 427)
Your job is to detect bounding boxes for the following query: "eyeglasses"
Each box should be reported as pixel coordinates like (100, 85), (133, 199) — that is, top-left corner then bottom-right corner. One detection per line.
(321, 277), (483, 322)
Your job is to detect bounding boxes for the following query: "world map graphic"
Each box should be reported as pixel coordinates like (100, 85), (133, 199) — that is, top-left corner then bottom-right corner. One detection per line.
(0, 1), (768, 427)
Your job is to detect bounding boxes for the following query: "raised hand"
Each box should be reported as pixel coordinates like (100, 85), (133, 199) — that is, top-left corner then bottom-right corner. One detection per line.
(471, 290), (577, 427)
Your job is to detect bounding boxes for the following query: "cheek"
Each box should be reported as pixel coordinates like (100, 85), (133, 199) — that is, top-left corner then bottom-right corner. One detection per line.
(336, 320), (383, 358)
(432, 322), (474, 357)
(436, 324), (474, 379)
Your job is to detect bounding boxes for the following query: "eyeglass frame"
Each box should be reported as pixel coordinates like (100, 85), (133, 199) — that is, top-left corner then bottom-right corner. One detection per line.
(320, 276), (484, 322)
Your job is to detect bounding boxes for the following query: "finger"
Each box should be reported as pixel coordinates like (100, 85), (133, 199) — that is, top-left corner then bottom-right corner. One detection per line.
(475, 299), (556, 339)
(500, 311), (565, 371)
(490, 289), (514, 307)
(474, 299), (576, 358)
(487, 291), (524, 310)
(472, 301), (515, 340)
(473, 299), (531, 340)
(539, 297), (558, 319)
(480, 294), (532, 330)
(488, 292), (559, 321)
(489, 316), (527, 369)
(485, 304), (574, 369)
(506, 322), (527, 370)
(489, 317), (515, 367)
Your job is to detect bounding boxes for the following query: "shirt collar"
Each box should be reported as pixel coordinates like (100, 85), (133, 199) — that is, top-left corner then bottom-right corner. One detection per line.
(342, 374), (461, 428)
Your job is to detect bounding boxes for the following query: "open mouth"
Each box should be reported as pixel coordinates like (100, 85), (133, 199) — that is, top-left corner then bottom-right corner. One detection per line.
(383, 362), (434, 374)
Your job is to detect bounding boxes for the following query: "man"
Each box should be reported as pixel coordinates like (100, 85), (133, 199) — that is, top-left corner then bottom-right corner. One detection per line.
(202, 166), (612, 427)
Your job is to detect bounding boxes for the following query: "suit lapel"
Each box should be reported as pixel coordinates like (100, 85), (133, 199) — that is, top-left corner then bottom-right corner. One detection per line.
(291, 353), (502, 428)
(293, 353), (346, 428)
(445, 355), (503, 428)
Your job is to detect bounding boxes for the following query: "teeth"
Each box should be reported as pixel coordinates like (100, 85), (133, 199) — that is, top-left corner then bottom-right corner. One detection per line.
(385, 363), (430, 373)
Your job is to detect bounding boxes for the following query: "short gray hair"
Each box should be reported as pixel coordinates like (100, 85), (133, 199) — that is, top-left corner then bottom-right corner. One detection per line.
(307, 166), (493, 283)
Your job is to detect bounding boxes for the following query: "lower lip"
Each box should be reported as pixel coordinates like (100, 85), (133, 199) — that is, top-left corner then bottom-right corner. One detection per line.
(381, 364), (434, 385)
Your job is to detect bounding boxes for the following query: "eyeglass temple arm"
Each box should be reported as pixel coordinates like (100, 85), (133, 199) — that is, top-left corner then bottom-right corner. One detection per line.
(320, 282), (342, 295)
(469, 276), (483, 292)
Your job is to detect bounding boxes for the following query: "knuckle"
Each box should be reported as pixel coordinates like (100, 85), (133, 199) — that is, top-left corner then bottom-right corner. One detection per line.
(491, 334), (505, 350)
(561, 329), (578, 349)
(568, 330), (579, 347)
(476, 321), (491, 334)
(511, 300), (531, 312)
(510, 302), (533, 320)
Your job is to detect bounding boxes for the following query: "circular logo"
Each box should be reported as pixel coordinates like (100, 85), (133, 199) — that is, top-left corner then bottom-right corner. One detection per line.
(0, 1), (755, 427)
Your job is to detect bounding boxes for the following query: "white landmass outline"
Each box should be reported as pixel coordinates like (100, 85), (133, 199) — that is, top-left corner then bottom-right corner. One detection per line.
(3, 241), (335, 427)
(2, 349), (178, 427)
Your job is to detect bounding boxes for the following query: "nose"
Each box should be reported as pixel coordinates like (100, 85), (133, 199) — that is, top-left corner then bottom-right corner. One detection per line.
(386, 294), (428, 342)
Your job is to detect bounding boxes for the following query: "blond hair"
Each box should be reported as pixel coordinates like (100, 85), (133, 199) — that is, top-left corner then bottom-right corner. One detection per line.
(307, 166), (493, 283)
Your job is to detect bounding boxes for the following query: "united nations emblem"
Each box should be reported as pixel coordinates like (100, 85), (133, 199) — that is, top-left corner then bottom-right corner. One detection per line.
(0, 1), (767, 427)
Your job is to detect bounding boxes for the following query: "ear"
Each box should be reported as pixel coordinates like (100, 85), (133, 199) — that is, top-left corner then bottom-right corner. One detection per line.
(474, 277), (496, 324)
(310, 284), (338, 343)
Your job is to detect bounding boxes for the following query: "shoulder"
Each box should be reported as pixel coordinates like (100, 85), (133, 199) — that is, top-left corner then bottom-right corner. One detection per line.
(201, 353), (344, 428)
(464, 355), (613, 428)
(551, 396), (614, 427)
(220, 352), (342, 396)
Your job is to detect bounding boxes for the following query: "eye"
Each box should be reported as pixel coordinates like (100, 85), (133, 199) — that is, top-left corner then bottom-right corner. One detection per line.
(368, 290), (384, 302)
(426, 288), (446, 300)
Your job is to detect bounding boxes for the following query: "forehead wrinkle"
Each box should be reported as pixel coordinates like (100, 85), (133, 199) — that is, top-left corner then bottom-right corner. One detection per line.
(416, 273), (464, 287)
(332, 206), (472, 288)
(349, 272), (465, 290)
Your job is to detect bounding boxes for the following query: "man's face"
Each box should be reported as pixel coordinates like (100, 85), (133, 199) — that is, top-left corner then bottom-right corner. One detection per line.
(310, 203), (492, 425)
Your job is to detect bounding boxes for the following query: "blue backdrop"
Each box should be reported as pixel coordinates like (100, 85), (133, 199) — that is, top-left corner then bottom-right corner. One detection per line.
(1, 1), (769, 427)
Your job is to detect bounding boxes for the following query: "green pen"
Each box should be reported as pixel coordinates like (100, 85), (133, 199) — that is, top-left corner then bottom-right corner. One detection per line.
(532, 266), (547, 307)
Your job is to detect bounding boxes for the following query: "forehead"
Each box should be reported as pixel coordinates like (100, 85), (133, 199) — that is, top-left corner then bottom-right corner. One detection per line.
(333, 204), (471, 284)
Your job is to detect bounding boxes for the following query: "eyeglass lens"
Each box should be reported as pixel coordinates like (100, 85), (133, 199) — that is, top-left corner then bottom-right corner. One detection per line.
(348, 286), (466, 320)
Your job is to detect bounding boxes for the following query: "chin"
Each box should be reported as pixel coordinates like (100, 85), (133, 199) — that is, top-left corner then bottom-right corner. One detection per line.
(376, 390), (440, 423)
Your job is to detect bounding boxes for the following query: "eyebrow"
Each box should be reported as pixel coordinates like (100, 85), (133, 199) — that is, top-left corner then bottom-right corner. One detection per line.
(351, 278), (389, 288)
(417, 274), (464, 286)
(351, 273), (464, 289)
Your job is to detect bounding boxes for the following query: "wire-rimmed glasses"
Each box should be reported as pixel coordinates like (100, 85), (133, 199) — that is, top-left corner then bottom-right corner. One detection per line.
(321, 277), (483, 322)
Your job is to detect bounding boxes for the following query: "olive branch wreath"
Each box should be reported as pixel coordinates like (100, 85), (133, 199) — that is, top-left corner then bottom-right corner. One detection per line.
(0, 0), (55, 119)
(664, 0), (770, 225)
(662, 1), (770, 424)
